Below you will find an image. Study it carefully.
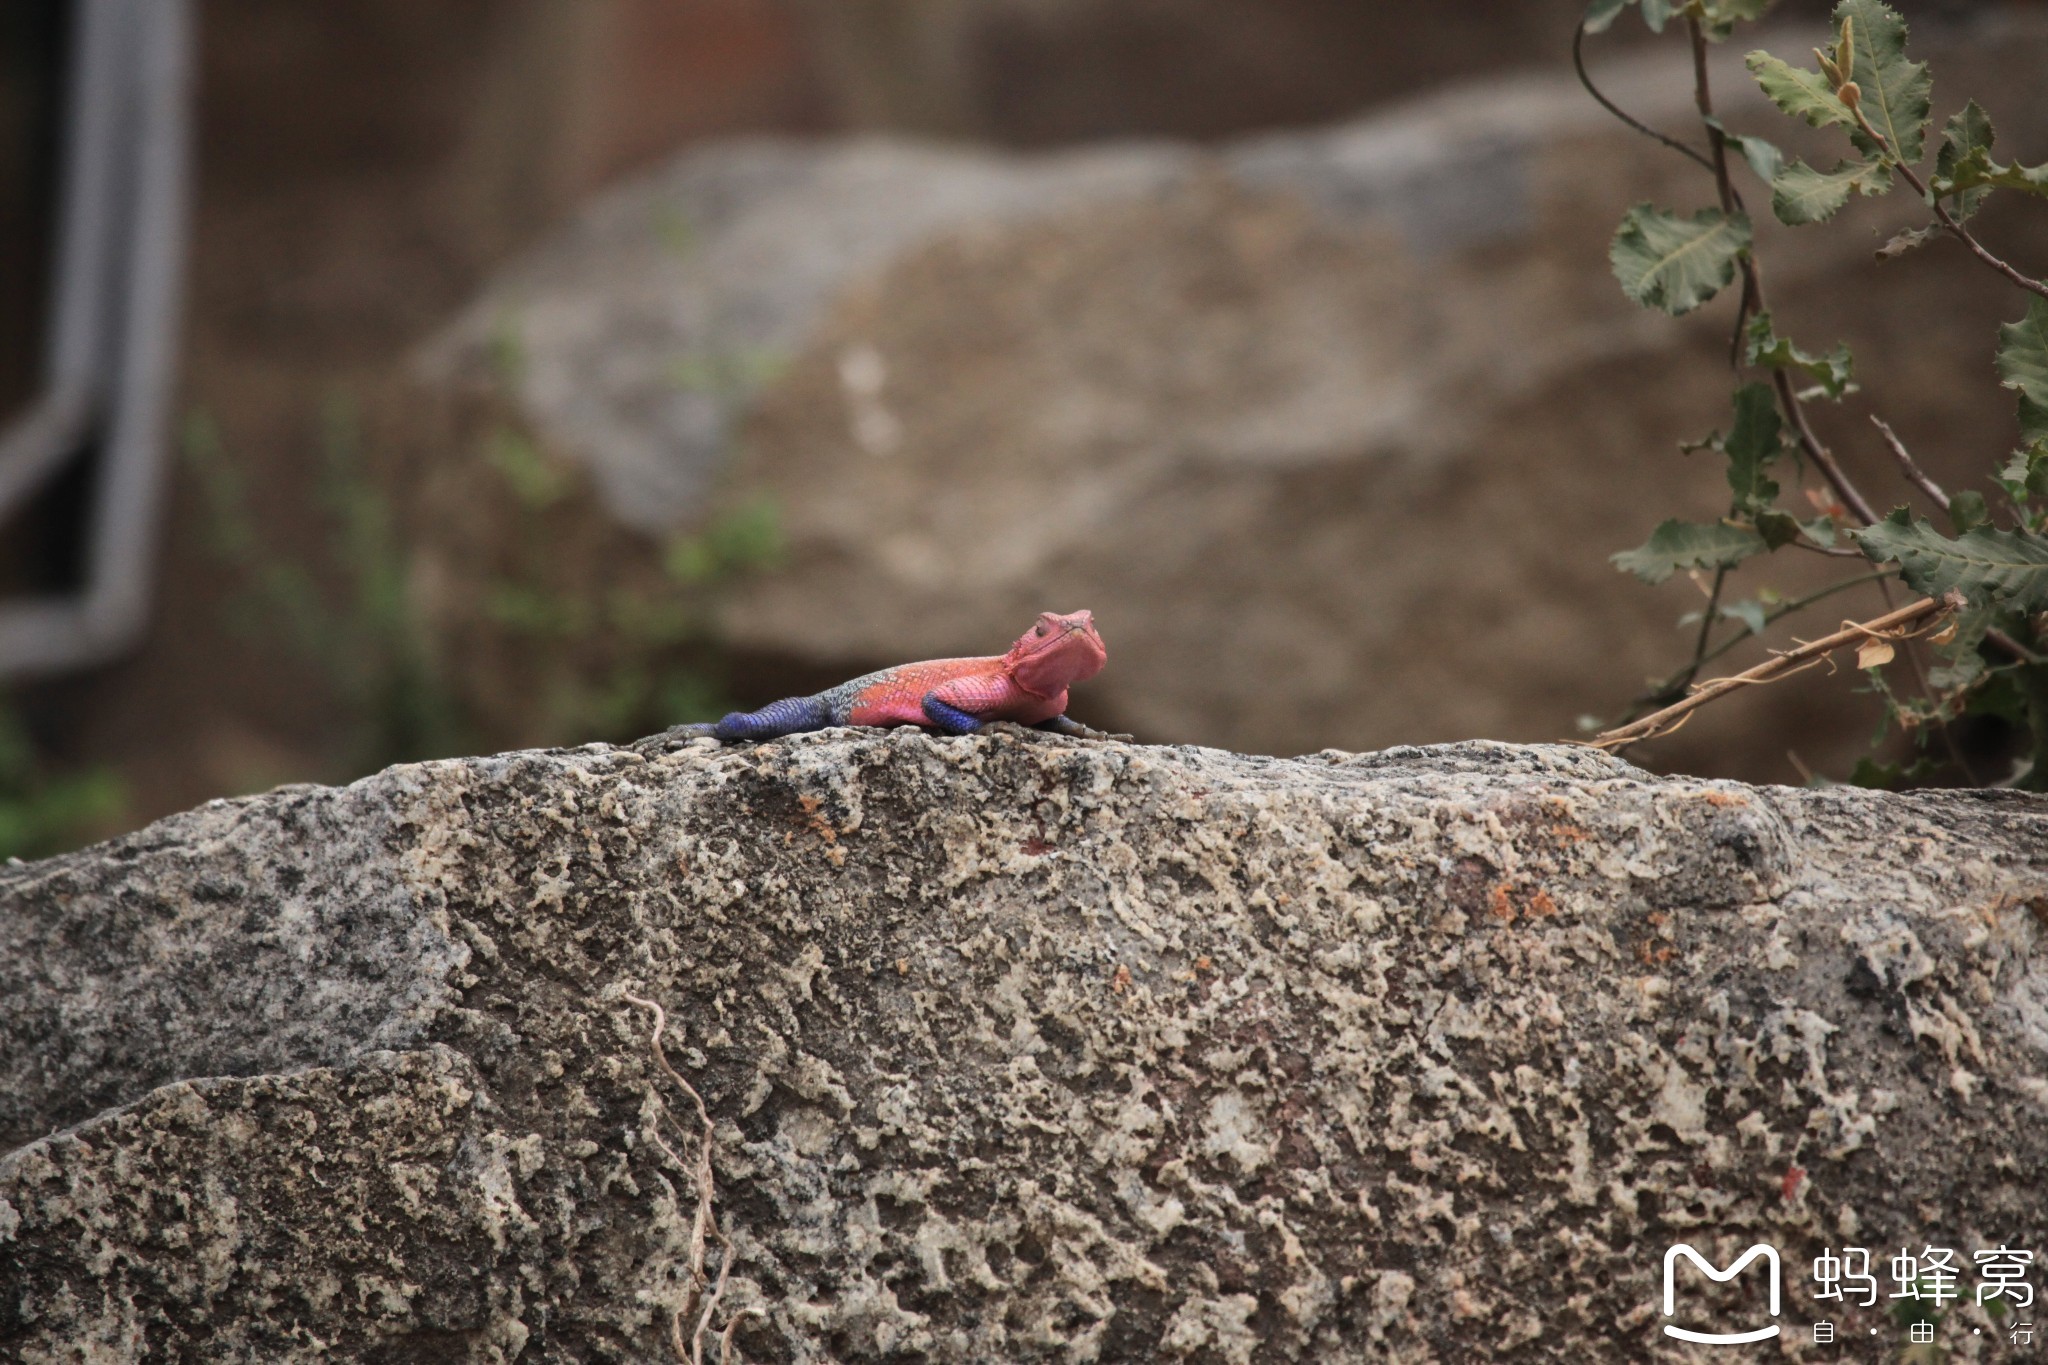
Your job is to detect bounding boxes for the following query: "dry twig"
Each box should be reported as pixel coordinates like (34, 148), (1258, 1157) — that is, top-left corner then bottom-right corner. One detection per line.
(1591, 593), (1960, 750)
(621, 991), (762, 1365)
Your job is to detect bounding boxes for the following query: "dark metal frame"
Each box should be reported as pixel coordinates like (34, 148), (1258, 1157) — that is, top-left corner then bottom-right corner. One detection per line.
(0, 0), (191, 677)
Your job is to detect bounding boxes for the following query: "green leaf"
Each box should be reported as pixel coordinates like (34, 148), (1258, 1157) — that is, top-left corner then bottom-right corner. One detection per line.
(1747, 51), (1856, 132)
(1930, 601), (2000, 691)
(1932, 102), (2048, 212)
(1699, 0), (1775, 39)
(1614, 519), (1768, 584)
(2021, 395), (2048, 449)
(1744, 313), (1856, 398)
(1640, 0), (1675, 32)
(1838, 0), (1931, 163)
(1728, 133), (1784, 185)
(1802, 515), (1842, 548)
(1949, 490), (1989, 533)
(1706, 119), (1785, 184)
(1998, 298), (2048, 410)
(1610, 205), (1752, 316)
(1998, 447), (2048, 501)
(1769, 156), (1893, 224)
(1721, 597), (1770, 635)
(1756, 510), (1804, 549)
(1854, 507), (2048, 609)
(1939, 147), (2048, 203)
(1933, 101), (1996, 219)
(1582, 0), (1632, 33)
(1724, 382), (1785, 513)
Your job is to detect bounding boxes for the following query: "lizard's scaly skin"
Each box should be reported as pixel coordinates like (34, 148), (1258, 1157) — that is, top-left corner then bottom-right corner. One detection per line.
(680, 610), (1108, 742)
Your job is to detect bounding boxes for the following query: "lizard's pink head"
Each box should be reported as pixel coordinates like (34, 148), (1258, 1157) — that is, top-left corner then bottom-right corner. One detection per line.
(1006, 609), (1107, 697)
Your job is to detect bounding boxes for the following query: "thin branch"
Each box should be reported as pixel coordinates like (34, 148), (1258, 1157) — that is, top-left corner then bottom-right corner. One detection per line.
(1593, 592), (1959, 750)
(1689, 21), (1738, 219)
(1573, 23), (1716, 172)
(1870, 416), (1950, 510)
(1862, 417), (2042, 664)
(1774, 368), (1881, 524)
(1851, 109), (2048, 302)
(1683, 564), (1731, 688)
(1688, 18), (1754, 374)
(1784, 536), (1868, 558)
(1686, 19), (1883, 524)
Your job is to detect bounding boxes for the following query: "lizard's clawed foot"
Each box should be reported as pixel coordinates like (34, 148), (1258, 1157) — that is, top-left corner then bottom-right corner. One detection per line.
(1036, 717), (1133, 742)
(635, 723), (722, 754)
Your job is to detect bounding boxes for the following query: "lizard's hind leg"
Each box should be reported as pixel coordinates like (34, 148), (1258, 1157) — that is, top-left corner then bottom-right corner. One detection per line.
(920, 695), (983, 735)
(710, 695), (834, 741)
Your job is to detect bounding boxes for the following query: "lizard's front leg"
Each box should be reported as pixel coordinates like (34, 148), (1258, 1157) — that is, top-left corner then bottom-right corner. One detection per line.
(920, 694), (983, 735)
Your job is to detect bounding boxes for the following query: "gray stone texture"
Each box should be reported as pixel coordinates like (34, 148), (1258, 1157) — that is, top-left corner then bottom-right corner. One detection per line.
(4, 731), (2048, 1360)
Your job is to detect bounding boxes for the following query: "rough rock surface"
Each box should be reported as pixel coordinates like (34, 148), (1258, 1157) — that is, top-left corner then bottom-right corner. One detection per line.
(419, 17), (2048, 782)
(4, 732), (2048, 1361)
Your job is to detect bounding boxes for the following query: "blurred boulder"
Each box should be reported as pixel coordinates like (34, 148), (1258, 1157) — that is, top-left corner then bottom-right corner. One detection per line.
(425, 17), (2048, 778)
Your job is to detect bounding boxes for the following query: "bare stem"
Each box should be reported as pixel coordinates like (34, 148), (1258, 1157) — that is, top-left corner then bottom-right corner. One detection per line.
(1777, 369), (1881, 525)
(1687, 18), (1758, 372)
(1593, 593), (1958, 750)
(1683, 19), (1881, 524)
(1870, 416), (1950, 510)
(1573, 23), (1716, 172)
(1853, 109), (2048, 302)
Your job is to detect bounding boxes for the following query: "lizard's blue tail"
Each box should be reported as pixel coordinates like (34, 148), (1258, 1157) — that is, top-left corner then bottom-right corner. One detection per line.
(695, 695), (835, 741)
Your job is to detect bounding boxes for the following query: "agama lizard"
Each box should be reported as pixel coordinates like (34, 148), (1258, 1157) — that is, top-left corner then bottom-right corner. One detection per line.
(667, 609), (1119, 742)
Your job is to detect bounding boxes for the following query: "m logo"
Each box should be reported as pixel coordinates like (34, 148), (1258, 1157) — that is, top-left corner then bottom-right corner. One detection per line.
(1663, 1243), (1782, 1344)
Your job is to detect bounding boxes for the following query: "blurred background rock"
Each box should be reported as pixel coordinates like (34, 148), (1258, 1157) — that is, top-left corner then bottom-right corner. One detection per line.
(0, 0), (2041, 853)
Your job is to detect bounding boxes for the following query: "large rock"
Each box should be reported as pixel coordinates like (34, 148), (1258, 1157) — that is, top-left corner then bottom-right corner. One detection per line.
(421, 17), (2048, 782)
(4, 730), (2047, 1360)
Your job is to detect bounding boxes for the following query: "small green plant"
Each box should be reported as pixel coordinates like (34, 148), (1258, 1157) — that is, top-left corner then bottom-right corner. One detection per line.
(481, 422), (780, 742)
(1579, 0), (2048, 786)
(0, 697), (123, 861)
(186, 398), (469, 775)
(187, 395), (778, 781)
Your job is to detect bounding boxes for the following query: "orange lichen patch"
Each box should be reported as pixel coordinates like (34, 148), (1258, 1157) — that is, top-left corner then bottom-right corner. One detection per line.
(1111, 964), (1132, 994)
(1635, 940), (1675, 966)
(1781, 1166), (1805, 1202)
(796, 794), (840, 845)
(1698, 791), (1748, 809)
(1487, 883), (1560, 924)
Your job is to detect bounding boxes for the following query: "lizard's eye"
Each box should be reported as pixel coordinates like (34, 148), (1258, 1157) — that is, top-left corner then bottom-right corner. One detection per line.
(1035, 625), (1048, 637)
